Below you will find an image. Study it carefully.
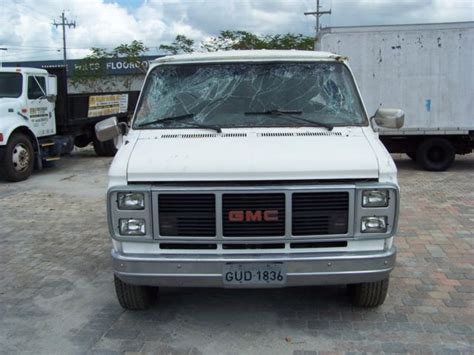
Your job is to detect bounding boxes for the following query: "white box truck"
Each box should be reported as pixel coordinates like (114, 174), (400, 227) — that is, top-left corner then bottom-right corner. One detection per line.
(319, 22), (474, 171)
(95, 50), (404, 309)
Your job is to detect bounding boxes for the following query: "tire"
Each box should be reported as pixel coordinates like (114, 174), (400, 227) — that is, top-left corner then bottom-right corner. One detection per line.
(93, 135), (122, 157)
(348, 277), (389, 307)
(0, 133), (34, 182)
(74, 135), (91, 148)
(416, 138), (455, 171)
(114, 275), (158, 310)
(406, 152), (417, 161)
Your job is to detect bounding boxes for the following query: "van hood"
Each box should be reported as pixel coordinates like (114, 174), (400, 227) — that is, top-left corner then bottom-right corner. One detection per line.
(126, 128), (379, 182)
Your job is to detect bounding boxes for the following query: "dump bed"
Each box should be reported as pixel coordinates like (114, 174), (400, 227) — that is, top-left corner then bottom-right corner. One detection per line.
(44, 67), (140, 135)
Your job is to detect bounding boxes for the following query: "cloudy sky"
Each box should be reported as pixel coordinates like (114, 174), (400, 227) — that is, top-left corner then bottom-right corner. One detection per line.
(1, 0), (473, 62)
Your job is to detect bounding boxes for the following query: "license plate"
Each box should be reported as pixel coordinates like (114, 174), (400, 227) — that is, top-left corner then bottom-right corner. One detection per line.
(223, 263), (287, 285)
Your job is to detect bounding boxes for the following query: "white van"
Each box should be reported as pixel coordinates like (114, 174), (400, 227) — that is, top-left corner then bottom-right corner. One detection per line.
(96, 50), (404, 309)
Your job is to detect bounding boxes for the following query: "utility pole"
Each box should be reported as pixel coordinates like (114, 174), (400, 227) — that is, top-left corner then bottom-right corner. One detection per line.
(304, 0), (331, 49)
(53, 11), (76, 72)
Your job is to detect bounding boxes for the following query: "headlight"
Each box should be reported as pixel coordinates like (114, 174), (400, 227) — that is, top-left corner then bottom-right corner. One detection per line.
(119, 218), (146, 235)
(118, 192), (145, 210)
(361, 216), (387, 233)
(362, 189), (389, 207)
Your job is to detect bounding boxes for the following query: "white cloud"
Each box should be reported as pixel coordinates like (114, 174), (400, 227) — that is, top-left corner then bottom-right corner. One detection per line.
(0, 0), (472, 62)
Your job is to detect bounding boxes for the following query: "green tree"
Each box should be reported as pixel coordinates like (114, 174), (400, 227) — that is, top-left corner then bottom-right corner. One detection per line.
(201, 31), (263, 51)
(159, 31), (314, 55)
(264, 33), (314, 50)
(159, 35), (195, 55)
(111, 40), (149, 71)
(201, 31), (314, 51)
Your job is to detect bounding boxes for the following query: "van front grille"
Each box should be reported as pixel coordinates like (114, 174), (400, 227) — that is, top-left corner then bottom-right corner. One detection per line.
(158, 194), (216, 236)
(222, 193), (286, 237)
(156, 190), (350, 238)
(292, 192), (349, 235)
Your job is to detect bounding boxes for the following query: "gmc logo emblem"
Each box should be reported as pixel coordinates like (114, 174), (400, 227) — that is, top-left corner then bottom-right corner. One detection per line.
(228, 210), (279, 222)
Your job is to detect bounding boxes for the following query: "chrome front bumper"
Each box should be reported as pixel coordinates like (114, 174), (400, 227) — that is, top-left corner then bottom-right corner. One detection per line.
(113, 247), (396, 288)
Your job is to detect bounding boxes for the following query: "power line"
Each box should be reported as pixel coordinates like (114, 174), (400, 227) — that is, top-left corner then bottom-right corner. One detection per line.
(10, 0), (53, 21)
(2, 46), (63, 50)
(3, 50), (62, 56)
(304, 0), (331, 49)
(3, 45), (118, 50)
(53, 10), (76, 72)
(6, 45), (75, 50)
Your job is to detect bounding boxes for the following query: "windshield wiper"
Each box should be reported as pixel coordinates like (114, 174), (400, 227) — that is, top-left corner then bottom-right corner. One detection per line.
(137, 113), (195, 127)
(173, 121), (222, 133)
(137, 113), (222, 133)
(244, 109), (333, 131)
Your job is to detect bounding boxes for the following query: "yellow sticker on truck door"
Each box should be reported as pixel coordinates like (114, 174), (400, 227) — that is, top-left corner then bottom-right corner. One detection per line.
(88, 94), (129, 118)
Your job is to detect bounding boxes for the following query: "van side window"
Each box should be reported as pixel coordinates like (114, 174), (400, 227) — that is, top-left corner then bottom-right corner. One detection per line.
(28, 76), (46, 99)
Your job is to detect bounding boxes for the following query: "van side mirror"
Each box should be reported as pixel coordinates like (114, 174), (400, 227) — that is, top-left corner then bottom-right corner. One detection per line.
(95, 116), (121, 142)
(373, 108), (404, 129)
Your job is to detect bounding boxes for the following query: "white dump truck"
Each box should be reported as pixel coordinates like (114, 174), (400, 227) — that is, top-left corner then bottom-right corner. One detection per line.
(96, 50), (404, 309)
(319, 22), (474, 171)
(0, 66), (139, 181)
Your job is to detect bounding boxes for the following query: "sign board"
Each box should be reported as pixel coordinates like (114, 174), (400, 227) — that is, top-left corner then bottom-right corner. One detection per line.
(87, 94), (129, 118)
(2, 55), (163, 77)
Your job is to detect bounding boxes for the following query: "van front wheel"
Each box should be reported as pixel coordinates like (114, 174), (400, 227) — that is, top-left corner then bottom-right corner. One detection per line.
(348, 277), (389, 307)
(114, 275), (158, 310)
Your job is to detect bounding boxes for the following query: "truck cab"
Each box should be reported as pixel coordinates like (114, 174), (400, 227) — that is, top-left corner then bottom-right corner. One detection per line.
(0, 67), (57, 180)
(96, 50), (404, 309)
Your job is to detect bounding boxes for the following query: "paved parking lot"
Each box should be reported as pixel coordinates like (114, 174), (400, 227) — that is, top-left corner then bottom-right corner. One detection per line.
(0, 149), (473, 354)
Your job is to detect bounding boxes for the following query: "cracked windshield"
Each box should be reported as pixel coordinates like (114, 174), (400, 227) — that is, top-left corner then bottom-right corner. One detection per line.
(134, 62), (366, 129)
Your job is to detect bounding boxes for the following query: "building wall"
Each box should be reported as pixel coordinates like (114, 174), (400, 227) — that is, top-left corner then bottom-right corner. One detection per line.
(67, 74), (146, 94)
(3, 56), (160, 94)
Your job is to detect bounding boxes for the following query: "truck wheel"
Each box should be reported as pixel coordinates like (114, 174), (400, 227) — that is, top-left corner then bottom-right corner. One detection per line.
(416, 138), (455, 171)
(0, 133), (34, 182)
(93, 135), (122, 157)
(114, 275), (158, 310)
(348, 277), (389, 307)
(74, 135), (91, 148)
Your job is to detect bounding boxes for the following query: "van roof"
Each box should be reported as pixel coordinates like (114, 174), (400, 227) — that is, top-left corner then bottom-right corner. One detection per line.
(151, 50), (342, 66)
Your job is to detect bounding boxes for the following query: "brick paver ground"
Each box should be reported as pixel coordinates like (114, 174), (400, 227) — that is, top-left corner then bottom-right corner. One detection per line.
(0, 150), (473, 354)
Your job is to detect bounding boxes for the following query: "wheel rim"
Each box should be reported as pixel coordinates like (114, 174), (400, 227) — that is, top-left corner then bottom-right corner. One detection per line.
(12, 143), (31, 172)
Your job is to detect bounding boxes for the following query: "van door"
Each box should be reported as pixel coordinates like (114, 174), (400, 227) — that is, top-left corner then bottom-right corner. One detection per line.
(26, 75), (56, 137)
